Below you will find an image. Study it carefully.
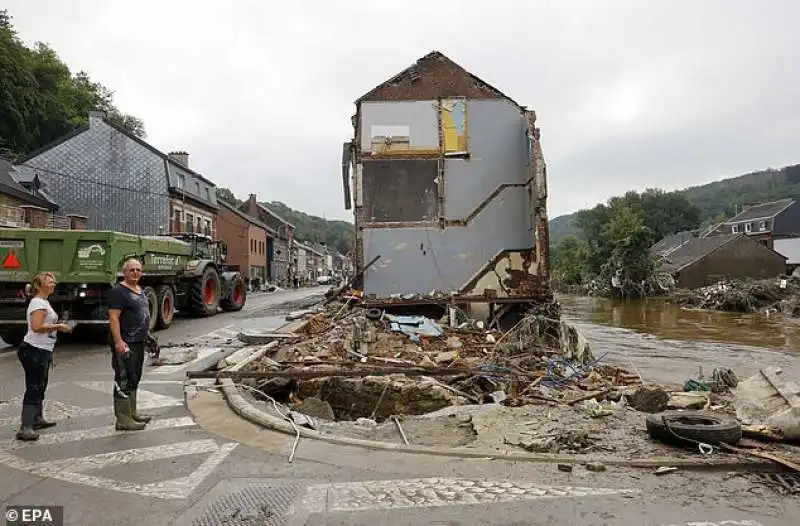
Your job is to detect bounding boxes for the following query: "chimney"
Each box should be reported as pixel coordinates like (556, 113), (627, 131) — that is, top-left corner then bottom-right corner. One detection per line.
(88, 111), (105, 127)
(168, 151), (189, 168)
(247, 194), (258, 215)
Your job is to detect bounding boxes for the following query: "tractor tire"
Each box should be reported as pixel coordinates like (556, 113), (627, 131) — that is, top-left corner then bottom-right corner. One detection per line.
(188, 266), (220, 316)
(143, 286), (158, 332)
(156, 285), (175, 329)
(220, 274), (246, 312)
(0, 328), (25, 348)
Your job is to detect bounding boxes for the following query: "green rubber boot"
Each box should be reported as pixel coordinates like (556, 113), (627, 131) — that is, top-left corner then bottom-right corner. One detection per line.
(129, 391), (151, 424)
(33, 402), (57, 430)
(15, 404), (40, 441)
(114, 397), (146, 431)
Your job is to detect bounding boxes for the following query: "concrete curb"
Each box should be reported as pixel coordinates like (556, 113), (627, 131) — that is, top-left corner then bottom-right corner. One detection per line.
(218, 368), (773, 470)
(220, 379), (776, 470)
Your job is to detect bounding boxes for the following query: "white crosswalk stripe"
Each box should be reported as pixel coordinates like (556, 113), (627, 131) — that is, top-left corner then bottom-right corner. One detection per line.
(0, 385), (237, 499)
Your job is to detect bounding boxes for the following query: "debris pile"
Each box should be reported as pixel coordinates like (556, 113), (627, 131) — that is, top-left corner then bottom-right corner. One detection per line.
(671, 277), (800, 314)
(238, 296), (649, 429)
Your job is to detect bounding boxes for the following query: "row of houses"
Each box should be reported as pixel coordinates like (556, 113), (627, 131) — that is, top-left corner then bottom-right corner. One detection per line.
(0, 111), (351, 288)
(652, 198), (800, 289)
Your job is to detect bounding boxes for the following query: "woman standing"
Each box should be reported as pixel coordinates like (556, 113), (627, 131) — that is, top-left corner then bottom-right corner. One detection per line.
(16, 272), (72, 441)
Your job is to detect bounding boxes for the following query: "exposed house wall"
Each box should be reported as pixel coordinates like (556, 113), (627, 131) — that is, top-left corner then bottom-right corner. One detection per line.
(675, 237), (787, 288)
(17, 114), (169, 235)
(356, 98), (537, 296)
(773, 202), (800, 236)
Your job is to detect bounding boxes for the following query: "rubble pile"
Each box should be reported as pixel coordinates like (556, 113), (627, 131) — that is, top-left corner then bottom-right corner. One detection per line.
(671, 277), (800, 314)
(240, 297), (647, 427)
(231, 296), (800, 467)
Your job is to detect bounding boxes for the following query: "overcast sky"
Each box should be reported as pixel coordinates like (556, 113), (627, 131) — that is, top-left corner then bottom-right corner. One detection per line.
(5, 1), (798, 221)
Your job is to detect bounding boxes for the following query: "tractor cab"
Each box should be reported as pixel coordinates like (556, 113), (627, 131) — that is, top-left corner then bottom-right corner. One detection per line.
(171, 233), (227, 265)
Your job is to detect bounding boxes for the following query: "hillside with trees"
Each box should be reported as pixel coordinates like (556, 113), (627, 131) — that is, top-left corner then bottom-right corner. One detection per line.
(550, 163), (800, 244)
(549, 162), (800, 295)
(0, 9), (144, 157)
(216, 188), (354, 255)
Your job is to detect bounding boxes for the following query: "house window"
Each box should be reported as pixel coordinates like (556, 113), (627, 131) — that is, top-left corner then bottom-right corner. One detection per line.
(204, 219), (211, 236)
(186, 213), (194, 233)
(205, 187), (211, 201)
(745, 222), (753, 233)
(758, 220), (767, 231)
(195, 181), (200, 194)
(177, 175), (184, 189)
(731, 224), (739, 234)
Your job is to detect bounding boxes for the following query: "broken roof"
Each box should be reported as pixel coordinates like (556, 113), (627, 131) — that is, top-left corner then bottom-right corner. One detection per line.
(355, 51), (521, 108)
(725, 198), (795, 223)
(659, 234), (742, 273)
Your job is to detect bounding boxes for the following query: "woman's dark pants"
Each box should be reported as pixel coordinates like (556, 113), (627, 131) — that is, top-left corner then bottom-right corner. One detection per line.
(17, 342), (53, 430)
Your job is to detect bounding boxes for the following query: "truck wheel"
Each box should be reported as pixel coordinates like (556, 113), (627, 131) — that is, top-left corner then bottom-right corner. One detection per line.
(189, 266), (220, 316)
(0, 328), (25, 347)
(221, 274), (246, 311)
(143, 286), (158, 332)
(156, 285), (175, 329)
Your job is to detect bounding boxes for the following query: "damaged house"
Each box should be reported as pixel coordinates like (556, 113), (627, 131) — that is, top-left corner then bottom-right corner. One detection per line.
(652, 233), (787, 289)
(341, 51), (551, 326)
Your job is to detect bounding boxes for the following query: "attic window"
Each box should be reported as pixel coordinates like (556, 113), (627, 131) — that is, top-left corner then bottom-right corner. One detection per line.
(745, 222), (752, 233)
(758, 220), (767, 231)
(731, 224), (740, 234)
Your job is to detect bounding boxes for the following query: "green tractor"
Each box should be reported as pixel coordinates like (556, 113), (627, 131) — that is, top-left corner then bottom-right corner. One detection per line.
(0, 228), (248, 346)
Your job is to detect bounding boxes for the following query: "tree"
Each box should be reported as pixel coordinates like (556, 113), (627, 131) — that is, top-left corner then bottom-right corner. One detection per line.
(216, 187), (241, 207)
(550, 235), (588, 287)
(0, 10), (145, 155)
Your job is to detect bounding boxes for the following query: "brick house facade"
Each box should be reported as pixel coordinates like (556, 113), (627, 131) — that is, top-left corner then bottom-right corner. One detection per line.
(217, 200), (273, 285)
(240, 194), (294, 285)
(13, 112), (218, 236)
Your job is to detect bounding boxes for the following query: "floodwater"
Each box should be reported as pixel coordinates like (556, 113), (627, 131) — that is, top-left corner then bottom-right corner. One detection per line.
(557, 294), (800, 386)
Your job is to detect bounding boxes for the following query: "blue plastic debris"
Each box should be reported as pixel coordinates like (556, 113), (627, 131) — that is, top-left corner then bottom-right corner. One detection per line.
(384, 314), (444, 338)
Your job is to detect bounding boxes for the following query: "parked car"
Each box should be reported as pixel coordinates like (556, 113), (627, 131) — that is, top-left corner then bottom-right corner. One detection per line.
(317, 275), (332, 285)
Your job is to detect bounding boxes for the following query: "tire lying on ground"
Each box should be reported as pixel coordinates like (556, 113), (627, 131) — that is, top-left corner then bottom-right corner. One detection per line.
(645, 410), (742, 447)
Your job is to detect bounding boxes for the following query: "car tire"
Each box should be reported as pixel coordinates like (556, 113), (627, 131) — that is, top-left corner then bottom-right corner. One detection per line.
(645, 410), (742, 446)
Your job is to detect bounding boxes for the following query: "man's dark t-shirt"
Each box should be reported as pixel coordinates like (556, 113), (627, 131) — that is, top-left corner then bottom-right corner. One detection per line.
(107, 284), (150, 343)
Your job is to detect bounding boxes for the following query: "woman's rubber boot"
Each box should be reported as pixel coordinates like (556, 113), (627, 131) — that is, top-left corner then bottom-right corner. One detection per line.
(33, 402), (57, 430)
(16, 404), (40, 441)
(129, 391), (151, 424)
(114, 397), (146, 431)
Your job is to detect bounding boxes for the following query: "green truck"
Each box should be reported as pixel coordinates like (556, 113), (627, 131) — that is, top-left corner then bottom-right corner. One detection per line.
(0, 228), (247, 346)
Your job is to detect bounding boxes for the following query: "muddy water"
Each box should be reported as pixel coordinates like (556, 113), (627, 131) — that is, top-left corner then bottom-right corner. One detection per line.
(557, 295), (800, 386)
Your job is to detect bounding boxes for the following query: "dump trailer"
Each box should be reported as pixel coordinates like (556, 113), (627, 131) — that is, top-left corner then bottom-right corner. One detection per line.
(0, 228), (247, 346)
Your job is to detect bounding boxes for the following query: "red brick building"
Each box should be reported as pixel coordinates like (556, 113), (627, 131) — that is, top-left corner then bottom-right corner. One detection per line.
(217, 200), (274, 286)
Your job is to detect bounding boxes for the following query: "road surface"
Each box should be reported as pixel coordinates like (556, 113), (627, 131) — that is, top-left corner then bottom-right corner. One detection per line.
(0, 286), (797, 526)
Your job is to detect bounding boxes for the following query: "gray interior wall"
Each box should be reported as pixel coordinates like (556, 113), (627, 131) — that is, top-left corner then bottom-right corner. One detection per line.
(444, 100), (530, 220)
(22, 121), (169, 235)
(362, 99), (532, 295)
(360, 101), (439, 151)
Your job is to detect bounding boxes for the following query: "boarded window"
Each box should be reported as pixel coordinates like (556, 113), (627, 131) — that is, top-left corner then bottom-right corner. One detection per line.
(441, 99), (468, 154)
(362, 160), (438, 223)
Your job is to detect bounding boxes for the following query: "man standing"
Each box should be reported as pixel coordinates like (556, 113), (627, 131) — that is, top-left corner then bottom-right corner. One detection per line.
(107, 258), (151, 431)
